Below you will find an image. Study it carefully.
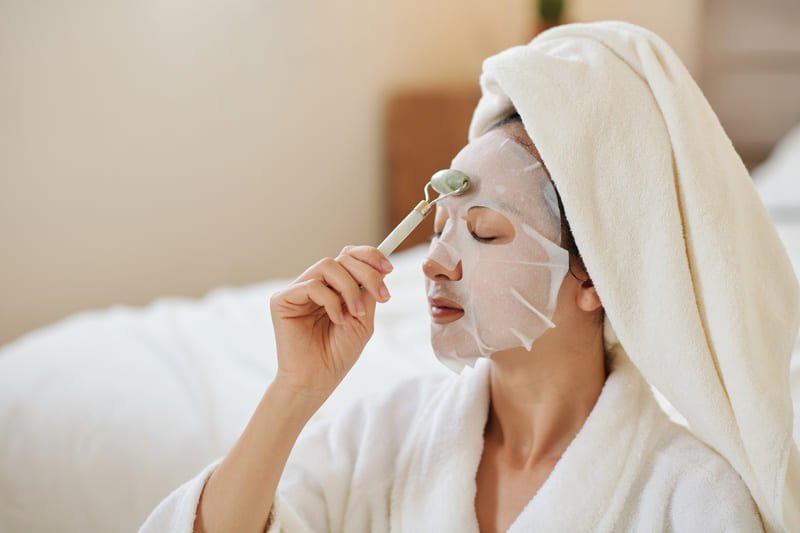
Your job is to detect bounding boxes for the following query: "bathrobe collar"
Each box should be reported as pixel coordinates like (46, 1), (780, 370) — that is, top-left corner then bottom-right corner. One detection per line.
(392, 353), (668, 532)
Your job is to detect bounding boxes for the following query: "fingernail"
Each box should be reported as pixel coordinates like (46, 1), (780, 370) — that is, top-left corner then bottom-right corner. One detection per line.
(356, 300), (366, 316)
(380, 286), (390, 301)
(381, 259), (393, 272)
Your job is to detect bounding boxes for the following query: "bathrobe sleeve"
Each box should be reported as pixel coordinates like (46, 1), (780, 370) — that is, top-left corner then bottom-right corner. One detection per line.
(269, 374), (446, 532)
(139, 374), (446, 533)
(138, 458), (223, 532)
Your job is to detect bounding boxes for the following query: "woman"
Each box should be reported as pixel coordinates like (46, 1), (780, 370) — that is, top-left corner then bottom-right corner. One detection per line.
(143, 21), (798, 532)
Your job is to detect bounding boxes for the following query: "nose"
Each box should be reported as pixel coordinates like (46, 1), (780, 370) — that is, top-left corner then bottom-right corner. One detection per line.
(423, 257), (462, 281)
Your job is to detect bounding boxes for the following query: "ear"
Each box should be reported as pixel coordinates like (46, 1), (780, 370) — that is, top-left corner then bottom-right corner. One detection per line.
(576, 280), (603, 312)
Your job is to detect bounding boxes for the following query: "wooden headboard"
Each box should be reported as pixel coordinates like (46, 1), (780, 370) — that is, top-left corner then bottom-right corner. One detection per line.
(384, 88), (480, 252)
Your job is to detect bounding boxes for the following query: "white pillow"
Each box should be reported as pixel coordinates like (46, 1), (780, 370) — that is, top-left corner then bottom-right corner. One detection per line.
(751, 122), (800, 442)
(752, 121), (800, 221)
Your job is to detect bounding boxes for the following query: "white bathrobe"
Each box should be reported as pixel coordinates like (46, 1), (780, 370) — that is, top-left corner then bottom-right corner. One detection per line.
(141, 353), (761, 532)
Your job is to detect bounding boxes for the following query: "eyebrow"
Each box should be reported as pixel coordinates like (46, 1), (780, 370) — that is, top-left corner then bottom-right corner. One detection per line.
(471, 201), (522, 216)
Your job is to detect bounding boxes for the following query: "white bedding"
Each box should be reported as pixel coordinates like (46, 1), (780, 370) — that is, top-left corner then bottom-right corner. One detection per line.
(752, 122), (800, 446)
(0, 244), (445, 532)
(0, 132), (798, 532)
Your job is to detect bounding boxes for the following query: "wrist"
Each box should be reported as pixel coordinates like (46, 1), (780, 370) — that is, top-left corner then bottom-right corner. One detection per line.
(272, 368), (337, 399)
(268, 373), (331, 419)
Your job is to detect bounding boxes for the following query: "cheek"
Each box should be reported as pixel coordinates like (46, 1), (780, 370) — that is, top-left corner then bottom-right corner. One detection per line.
(468, 260), (559, 351)
(514, 227), (555, 263)
(470, 260), (551, 305)
(467, 235), (566, 319)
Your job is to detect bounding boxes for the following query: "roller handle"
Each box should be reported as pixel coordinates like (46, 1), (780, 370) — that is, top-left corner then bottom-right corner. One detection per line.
(377, 200), (431, 258)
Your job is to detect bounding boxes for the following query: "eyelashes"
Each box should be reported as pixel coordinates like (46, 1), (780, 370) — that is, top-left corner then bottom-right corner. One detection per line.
(430, 231), (497, 243)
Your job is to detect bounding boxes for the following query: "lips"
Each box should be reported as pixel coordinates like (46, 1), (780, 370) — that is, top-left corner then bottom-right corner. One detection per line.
(428, 296), (464, 323)
(429, 297), (463, 310)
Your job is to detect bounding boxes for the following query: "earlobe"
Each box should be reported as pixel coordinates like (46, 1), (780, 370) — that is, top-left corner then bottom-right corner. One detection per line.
(577, 284), (603, 312)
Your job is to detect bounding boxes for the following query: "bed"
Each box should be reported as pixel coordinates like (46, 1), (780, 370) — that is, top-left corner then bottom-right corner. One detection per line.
(0, 241), (452, 531)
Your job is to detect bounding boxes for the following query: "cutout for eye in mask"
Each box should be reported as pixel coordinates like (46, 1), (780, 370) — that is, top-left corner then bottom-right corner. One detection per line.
(425, 130), (570, 372)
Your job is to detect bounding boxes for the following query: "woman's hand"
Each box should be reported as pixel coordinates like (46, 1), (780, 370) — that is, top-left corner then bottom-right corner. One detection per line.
(195, 246), (393, 533)
(269, 245), (393, 398)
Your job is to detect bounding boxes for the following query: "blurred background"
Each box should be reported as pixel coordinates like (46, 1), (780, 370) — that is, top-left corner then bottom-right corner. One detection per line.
(2, 2), (800, 532)
(1, 0), (797, 345)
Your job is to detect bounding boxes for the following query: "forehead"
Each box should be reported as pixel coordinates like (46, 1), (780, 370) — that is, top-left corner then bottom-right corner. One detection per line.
(437, 129), (552, 219)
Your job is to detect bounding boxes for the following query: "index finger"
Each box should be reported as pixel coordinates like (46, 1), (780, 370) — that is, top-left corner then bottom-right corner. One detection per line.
(337, 245), (393, 274)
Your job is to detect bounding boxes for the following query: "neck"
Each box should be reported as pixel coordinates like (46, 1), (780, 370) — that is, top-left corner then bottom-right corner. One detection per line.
(485, 326), (606, 468)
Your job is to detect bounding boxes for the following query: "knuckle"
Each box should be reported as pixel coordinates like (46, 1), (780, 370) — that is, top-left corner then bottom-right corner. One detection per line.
(269, 289), (291, 313)
(270, 287), (288, 300)
(356, 245), (375, 257)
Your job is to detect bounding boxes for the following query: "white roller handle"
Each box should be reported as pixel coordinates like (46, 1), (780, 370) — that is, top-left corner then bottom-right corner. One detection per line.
(377, 200), (431, 257)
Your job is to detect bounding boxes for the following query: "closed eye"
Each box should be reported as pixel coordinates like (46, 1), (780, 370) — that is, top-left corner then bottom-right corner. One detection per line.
(471, 232), (497, 243)
(430, 231), (497, 243)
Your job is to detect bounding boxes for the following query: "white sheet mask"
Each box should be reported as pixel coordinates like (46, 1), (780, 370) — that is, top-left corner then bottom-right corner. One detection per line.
(425, 129), (570, 372)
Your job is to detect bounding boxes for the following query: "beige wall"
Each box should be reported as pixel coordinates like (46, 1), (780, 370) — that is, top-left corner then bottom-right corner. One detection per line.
(0, 0), (702, 345)
(568, 0), (704, 74)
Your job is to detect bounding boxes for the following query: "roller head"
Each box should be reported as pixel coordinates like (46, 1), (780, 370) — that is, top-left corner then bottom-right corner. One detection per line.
(430, 169), (471, 196)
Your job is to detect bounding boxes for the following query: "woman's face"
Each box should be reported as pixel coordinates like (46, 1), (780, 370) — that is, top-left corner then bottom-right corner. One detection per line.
(423, 128), (570, 372)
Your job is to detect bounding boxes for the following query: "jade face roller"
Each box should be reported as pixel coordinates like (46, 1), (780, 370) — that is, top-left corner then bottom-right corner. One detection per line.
(377, 169), (471, 257)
